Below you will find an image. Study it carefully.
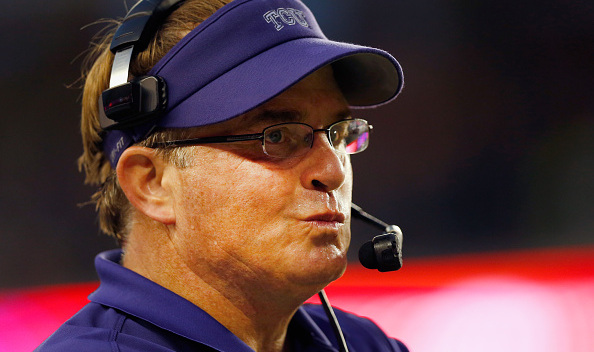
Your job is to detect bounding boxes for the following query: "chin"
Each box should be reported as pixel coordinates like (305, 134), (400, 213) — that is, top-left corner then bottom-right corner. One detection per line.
(289, 246), (348, 287)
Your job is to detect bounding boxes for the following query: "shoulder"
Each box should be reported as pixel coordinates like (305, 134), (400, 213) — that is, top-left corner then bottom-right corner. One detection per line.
(35, 303), (115, 351)
(35, 303), (202, 352)
(302, 304), (409, 352)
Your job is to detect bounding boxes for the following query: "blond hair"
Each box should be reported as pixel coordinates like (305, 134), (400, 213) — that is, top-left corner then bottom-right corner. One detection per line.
(78, 0), (231, 243)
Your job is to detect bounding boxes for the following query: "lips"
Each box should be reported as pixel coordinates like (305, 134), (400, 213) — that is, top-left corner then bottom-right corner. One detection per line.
(304, 212), (346, 224)
(305, 212), (346, 230)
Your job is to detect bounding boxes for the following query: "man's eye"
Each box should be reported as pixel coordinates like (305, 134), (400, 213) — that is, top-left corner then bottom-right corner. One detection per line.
(265, 129), (286, 144)
(331, 127), (347, 144)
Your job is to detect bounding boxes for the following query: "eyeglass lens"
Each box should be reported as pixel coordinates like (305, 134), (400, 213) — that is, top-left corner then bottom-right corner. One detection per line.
(262, 119), (369, 158)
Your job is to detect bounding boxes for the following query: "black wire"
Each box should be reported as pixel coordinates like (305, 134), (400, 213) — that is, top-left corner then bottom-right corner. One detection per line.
(318, 289), (349, 352)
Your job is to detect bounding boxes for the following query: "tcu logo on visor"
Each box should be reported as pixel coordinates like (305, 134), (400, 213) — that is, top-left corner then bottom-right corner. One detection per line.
(263, 8), (308, 31)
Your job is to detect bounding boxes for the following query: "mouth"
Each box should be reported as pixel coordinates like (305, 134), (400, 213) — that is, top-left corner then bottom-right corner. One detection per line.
(303, 212), (346, 232)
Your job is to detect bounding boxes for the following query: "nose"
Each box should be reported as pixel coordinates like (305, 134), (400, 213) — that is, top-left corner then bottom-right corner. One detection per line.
(300, 132), (349, 192)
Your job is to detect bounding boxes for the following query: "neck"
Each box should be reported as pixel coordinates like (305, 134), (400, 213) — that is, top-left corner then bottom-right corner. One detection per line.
(122, 222), (315, 352)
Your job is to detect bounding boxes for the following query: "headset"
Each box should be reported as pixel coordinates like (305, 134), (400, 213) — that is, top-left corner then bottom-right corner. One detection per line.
(319, 203), (403, 352)
(101, 1), (404, 351)
(98, 0), (184, 130)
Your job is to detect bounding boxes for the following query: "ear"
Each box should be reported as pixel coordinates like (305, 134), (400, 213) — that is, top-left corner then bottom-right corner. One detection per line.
(116, 146), (176, 225)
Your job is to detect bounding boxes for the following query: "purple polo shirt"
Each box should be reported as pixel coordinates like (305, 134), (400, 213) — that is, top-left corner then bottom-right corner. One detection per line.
(36, 249), (408, 351)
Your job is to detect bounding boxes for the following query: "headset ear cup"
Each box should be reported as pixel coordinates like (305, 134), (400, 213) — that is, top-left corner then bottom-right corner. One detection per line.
(100, 76), (167, 130)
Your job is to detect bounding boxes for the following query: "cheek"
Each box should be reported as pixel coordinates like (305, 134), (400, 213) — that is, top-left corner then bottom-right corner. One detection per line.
(175, 153), (298, 233)
(338, 158), (354, 206)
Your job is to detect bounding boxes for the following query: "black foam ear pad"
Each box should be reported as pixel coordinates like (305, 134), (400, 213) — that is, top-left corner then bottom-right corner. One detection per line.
(358, 240), (377, 269)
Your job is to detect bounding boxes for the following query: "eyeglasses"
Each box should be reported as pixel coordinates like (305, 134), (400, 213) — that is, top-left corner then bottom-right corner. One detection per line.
(150, 118), (372, 158)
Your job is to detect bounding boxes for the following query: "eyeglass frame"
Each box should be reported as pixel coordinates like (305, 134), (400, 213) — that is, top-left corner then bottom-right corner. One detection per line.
(148, 118), (373, 158)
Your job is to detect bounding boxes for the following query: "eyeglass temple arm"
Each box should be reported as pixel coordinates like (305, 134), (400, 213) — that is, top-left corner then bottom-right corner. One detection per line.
(151, 132), (264, 148)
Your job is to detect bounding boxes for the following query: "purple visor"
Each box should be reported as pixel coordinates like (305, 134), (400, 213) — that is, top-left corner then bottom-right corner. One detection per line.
(103, 0), (404, 167)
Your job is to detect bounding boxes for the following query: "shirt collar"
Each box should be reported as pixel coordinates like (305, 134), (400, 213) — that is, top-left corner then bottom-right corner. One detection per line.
(90, 249), (338, 352)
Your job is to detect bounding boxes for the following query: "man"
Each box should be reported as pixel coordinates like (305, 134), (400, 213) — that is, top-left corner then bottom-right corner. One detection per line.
(37, 0), (407, 351)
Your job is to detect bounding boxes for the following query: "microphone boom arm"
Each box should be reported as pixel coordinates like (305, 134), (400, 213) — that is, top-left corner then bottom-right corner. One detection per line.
(351, 203), (390, 231)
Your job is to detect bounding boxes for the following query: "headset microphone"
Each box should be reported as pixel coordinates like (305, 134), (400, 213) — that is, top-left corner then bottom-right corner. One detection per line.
(318, 203), (404, 352)
(351, 203), (403, 272)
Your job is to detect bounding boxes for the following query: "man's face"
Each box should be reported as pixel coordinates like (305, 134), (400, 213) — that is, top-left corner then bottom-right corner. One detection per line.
(168, 66), (353, 296)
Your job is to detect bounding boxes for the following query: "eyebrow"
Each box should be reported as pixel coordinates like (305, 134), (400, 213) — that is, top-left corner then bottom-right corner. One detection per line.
(335, 109), (353, 120)
(245, 110), (304, 126)
(243, 108), (353, 127)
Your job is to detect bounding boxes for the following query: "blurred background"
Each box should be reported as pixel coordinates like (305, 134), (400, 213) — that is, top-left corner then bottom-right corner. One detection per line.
(0, 0), (592, 289)
(1, 1), (593, 351)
